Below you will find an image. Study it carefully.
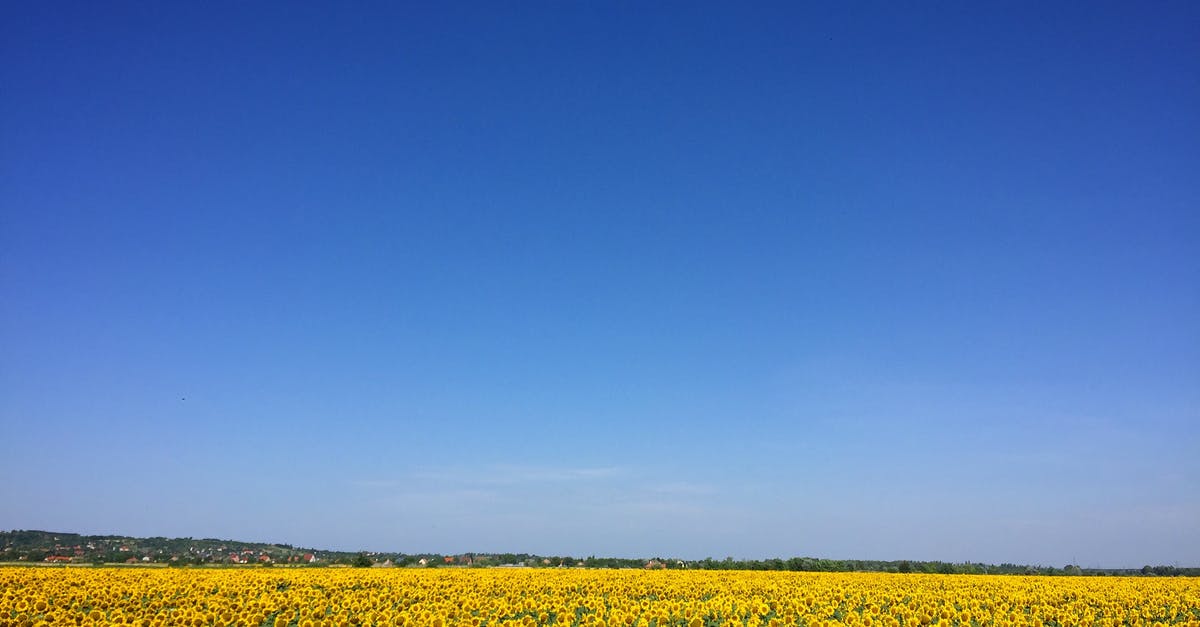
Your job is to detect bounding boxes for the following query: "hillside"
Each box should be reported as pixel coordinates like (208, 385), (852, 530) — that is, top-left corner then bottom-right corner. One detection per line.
(3, 530), (1195, 576)
(1, 529), (335, 565)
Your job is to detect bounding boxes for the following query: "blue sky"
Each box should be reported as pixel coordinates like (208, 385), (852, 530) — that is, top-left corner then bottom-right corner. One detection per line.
(2, 2), (1197, 567)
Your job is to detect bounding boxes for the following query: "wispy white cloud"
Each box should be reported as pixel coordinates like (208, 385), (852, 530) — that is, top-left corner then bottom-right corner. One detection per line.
(347, 464), (737, 548)
(644, 481), (716, 496)
(350, 479), (407, 489)
(352, 464), (628, 494)
(405, 464), (627, 487)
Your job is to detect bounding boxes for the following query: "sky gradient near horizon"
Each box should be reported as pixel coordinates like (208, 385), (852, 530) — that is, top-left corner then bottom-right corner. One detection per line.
(2, 2), (1198, 568)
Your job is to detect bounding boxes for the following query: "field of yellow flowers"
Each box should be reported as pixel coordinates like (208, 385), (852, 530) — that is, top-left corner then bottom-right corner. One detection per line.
(2, 567), (1198, 627)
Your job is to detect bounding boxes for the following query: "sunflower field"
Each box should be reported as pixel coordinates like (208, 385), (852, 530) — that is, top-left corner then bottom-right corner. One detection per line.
(2, 567), (1198, 627)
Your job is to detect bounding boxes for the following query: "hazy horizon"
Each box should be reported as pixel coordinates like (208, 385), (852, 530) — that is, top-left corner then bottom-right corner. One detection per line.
(2, 2), (1197, 569)
(8, 523), (1195, 570)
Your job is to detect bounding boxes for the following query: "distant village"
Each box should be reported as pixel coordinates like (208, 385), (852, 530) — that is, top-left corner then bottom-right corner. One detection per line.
(2, 530), (328, 565)
(0, 530), (650, 569)
(4, 530), (1196, 576)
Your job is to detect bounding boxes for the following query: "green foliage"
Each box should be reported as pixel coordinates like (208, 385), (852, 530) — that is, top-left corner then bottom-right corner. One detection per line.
(3, 529), (1197, 575)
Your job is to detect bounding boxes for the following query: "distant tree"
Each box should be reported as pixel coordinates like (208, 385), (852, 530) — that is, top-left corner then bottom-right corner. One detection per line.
(352, 554), (373, 568)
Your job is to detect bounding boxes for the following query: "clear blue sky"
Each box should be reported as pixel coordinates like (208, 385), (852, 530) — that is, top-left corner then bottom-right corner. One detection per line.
(2, 2), (1197, 568)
